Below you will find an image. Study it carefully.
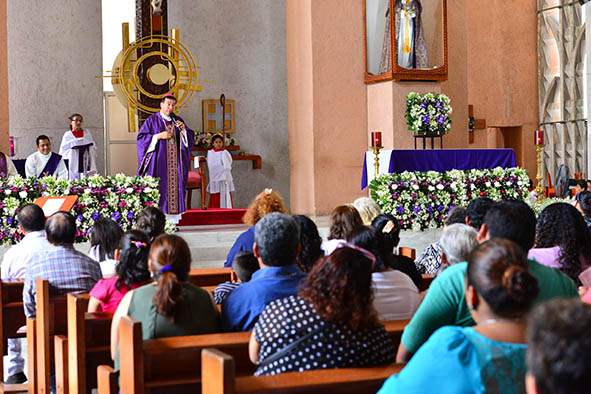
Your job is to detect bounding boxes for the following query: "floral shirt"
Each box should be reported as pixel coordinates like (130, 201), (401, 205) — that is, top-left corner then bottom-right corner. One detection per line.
(414, 241), (442, 274)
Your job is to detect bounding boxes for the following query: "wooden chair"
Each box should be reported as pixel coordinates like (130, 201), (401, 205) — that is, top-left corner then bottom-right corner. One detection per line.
(201, 348), (404, 394)
(97, 317), (254, 394)
(398, 247), (416, 261)
(188, 267), (234, 287)
(545, 172), (556, 198)
(0, 280), (28, 393)
(187, 156), (207, 210)
(32, 277), (68, 394)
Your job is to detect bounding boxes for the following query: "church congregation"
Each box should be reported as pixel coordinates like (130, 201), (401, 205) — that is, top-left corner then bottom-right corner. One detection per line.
(3, 0), (591, 393)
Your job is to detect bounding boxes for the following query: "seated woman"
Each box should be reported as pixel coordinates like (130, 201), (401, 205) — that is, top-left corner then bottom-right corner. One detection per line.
(88, 230), (152, 312)
(88, 218), (123, 278)
(438, 223), (479, 274)
(224, 188), (287, 267)
(528, 202), (591, 285)
(293, 215), (323, 273)
(378, 239), (539, 394)
(352, 197), (382, 226)
(110, 234), (219, 367)
(371, 214), (422, 288)
(322, 205), (364, 255)
(350, 226), (420, 321)
(134, 206), (166, 242)
(249, 246), (395, 375)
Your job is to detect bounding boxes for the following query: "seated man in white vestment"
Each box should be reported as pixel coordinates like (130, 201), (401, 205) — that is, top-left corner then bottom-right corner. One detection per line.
(24, 135), (68, 179)
(0, 150), (18, 178)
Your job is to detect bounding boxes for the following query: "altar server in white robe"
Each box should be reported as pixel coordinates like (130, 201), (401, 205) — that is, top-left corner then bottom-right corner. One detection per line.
(25, 135), (68, 179)
(0, 152), (18, 178)
(59, 113), (97, 180)
(207, 134), (235, 208)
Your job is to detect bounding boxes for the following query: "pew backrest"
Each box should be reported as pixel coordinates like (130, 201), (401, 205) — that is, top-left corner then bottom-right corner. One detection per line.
(0, 280), (26, 387)
(188, 268), (233, 287)
(201, 348), (404, 394)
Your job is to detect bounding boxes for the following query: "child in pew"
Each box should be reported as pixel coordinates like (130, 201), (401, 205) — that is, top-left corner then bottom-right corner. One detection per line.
(87, 230), (152, 313)
(214, 250), (259, 304)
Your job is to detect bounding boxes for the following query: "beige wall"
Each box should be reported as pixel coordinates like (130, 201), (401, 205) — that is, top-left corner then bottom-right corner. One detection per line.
(0, 0), (8, 153)
(288, 0), (367, 215)
(467, 1), (539, 178)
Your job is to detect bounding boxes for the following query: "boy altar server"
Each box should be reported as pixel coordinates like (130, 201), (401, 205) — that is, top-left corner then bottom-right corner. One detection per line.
(25, 135), (68, 179)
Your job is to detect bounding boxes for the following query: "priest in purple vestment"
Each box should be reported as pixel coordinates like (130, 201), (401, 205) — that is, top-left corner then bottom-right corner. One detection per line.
(137, 95), (195, 219)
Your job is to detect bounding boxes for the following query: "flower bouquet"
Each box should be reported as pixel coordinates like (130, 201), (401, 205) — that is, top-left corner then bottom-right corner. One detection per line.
(195, 132), (236, 149)
(406, 92), (452, 136)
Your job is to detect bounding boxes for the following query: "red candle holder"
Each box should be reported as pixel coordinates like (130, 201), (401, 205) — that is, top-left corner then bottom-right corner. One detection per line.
(534, 129), (544, 146)
(371, 131), (382, 148)
(9, 136), (14, 156)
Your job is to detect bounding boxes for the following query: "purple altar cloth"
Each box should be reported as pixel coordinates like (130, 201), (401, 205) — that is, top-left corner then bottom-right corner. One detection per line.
(362, 149), (517, 189)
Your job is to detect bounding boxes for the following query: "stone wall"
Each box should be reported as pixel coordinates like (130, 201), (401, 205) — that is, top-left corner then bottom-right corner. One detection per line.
(6, 0), (105, 173)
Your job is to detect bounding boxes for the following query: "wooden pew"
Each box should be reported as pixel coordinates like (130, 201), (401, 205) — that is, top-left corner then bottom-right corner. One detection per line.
(201, 348), (403, 394)
(419, 274), (435, 292)
(32, 277), (68, 394)
(97, 317), (409, 394)
(188, 268), (233, 287)
(97, 316), (253, 394)
(52, 294), (113, 394)
(398, 247), (416, 261)
(0, 280), (28, 393)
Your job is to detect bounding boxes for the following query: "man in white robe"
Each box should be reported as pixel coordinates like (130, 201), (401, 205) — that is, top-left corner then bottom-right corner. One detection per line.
(25, 135), (68, 179)
(0, 152), (18, 178)
(59, 113), (97, 180)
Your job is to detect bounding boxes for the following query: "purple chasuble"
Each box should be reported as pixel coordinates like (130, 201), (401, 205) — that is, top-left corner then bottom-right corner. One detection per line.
(0, 152), (6, 178)
(137, 112), (195, 215)
(41, 152), (63, 177)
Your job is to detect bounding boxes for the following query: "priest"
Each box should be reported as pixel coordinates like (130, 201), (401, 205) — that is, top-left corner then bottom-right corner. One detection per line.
(59, 113), (97, 180)
(137, 95), (195, 221)
(25, 135), (68, 179)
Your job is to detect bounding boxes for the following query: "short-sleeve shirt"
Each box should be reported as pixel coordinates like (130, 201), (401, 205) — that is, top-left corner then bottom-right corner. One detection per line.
(254, 295), (395, 376)
(89, 277), (151, 312)
(400, 259), (579, 354)
(379, 326), (527, 394)
(224, 226), (255, 267)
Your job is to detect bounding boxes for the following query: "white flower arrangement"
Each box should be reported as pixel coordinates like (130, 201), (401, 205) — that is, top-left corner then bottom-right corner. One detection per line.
(406, 92), (453, 135)
(0, 175), (171, 246)
(369, 167), (530, 231)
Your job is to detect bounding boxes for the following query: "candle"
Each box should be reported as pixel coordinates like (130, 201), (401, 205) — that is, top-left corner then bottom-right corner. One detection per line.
(371, 131), (382, 148)
(535, 129), (544, 145)
(9, 136), (14, 156)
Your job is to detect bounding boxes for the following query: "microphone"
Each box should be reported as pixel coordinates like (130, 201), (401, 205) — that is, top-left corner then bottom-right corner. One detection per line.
(169, 112), (182, 132)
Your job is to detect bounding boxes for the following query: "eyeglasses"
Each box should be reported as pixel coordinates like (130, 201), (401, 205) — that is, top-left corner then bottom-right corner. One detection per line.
(72, 118), (83, 123)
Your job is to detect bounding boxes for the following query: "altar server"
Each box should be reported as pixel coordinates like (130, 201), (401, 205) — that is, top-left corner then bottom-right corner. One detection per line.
(207, 134), (234, 208)
(59, 113), (97, 180)
(25, 135), (68, 179)
(137, 95), (195, 221)
(0, 151), (18, 178)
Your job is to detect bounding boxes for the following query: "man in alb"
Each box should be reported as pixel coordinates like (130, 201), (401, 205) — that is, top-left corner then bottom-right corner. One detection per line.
(25, 135), (68, 179)
(137, 95), (195, 222)
(59, 113), (97, 180)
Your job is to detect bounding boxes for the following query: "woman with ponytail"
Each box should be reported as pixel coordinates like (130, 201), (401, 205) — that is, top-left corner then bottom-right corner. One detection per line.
(379, 239), (540, 394)
(110, 234), (218, 364)
(88, 230), (152, 312)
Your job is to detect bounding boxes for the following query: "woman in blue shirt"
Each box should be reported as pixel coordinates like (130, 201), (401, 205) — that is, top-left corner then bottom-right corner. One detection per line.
(379, 239), (539, 394)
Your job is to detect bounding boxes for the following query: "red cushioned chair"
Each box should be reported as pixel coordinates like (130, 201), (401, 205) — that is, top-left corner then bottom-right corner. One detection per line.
(186, 156), (207, 210)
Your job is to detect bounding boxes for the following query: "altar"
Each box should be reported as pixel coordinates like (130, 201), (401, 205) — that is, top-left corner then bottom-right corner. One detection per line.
(362, 149), (517, 189)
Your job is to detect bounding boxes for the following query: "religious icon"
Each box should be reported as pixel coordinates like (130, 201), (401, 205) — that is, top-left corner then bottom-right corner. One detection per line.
(380, 0), (428, 72)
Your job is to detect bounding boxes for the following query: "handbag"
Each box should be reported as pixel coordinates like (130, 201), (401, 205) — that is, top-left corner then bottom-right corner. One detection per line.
(257, 324), (325, 369)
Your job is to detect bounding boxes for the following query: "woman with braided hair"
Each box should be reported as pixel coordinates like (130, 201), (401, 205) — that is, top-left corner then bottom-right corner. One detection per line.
(379, 239), (539, 393)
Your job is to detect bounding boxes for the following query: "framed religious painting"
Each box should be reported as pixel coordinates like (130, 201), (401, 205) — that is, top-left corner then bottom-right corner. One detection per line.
(364, 0), (448, 83)
(202, 99), (236, 134)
